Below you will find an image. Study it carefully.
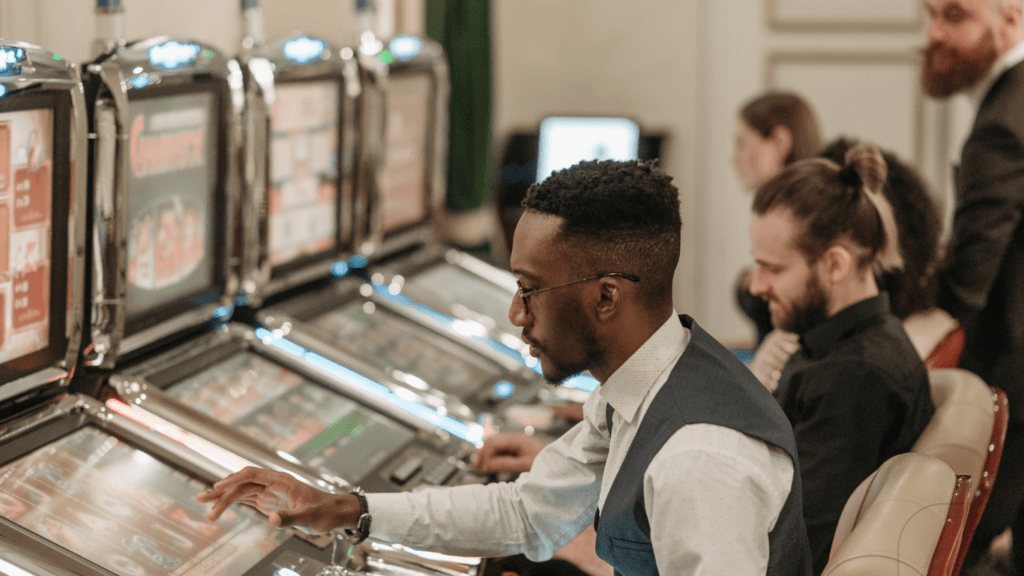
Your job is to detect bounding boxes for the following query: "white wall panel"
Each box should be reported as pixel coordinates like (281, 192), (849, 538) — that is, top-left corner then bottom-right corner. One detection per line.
(769, 53), (923, 164)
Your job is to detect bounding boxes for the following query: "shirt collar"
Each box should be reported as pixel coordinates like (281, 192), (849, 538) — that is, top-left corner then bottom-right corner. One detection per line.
(599, 310), (689, 426)
(967, 39), (1024, 108)
(799, 294), (891, 359)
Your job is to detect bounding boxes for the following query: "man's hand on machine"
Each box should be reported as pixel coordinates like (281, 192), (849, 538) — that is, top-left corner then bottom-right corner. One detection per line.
(474, 433), (549, 474)
(196, 466), (361, 534)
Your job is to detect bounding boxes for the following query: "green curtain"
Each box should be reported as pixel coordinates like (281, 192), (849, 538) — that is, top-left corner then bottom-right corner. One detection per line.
(427, 0), (492, 212)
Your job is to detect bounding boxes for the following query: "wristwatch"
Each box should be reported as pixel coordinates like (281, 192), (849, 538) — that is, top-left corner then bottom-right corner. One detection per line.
(345, 487), (372, 544)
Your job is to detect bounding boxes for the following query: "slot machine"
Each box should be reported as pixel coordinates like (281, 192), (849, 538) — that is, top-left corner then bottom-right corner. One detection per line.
(256, 22), (557, 424)
(341, 19), (601, 399)
(0, 37), (361, 576)
(81, 0), (483, 506)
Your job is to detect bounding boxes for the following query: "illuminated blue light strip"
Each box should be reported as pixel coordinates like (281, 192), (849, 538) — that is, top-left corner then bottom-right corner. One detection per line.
(255, 328), (481, 445)
(371, 282), (600, 392)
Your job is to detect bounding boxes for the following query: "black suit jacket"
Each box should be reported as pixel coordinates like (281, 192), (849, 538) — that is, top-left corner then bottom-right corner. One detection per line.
(939, 59), (1024, 420)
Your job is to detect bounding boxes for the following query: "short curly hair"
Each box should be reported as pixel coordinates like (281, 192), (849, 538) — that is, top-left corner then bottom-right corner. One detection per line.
(522, 159), (681, 312)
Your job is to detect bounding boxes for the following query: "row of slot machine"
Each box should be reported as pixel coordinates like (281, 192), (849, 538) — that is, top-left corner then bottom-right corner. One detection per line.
(0, 1), (600, 575)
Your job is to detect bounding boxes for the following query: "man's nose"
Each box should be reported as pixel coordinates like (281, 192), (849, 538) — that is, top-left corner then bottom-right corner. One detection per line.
(509, 294), (527, 327)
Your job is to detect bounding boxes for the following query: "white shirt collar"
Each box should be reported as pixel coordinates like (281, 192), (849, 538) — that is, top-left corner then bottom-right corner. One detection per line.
(967, 39), (1024, 108)
(599, 310), (690, 425)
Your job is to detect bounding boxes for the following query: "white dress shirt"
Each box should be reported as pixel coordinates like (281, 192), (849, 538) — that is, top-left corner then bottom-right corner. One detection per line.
(367, 312), (794, 575)
(966, 39), (1024, 109)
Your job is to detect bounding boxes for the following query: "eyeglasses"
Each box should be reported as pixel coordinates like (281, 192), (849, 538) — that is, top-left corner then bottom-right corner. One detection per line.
(515, 272), (640, 315)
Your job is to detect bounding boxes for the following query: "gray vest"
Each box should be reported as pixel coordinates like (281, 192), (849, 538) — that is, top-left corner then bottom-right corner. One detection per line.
(594, 315), (812, 576)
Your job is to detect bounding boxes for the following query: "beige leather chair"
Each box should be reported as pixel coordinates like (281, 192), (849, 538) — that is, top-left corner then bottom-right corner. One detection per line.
(823, 453), (971, 576)
(911, 369), (1009, 575)
(902, 308), (964, 370)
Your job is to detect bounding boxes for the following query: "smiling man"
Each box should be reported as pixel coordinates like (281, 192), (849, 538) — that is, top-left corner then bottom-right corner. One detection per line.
(922, 0), (1024, 557)
(749, 145), (934, 575)
(198, 159), (812, 576)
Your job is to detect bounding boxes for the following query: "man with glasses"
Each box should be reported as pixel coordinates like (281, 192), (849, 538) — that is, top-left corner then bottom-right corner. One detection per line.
(198, 159), (812, 576)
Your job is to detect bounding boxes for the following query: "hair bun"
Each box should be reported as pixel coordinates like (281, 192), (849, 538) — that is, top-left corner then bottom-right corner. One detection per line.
(837, 163), (862, 190)
(843, 144), (887, 195)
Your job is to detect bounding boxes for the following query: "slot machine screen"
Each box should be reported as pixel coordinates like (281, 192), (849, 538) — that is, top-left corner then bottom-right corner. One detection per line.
(535, 117), (640, 183)
(0, 90), (71, 383)
(124, 89), (222, 332)
(381, 73), (432, 234)
(408, 262), (518, 335)
(0, 425), (290, 576)
(267, 80), (341, 270)
(311, 302), (502, 397)
(166, 352), (415, 482)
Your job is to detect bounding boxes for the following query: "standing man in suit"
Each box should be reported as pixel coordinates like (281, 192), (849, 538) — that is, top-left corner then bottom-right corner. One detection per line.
(922, 0), (1024, 557)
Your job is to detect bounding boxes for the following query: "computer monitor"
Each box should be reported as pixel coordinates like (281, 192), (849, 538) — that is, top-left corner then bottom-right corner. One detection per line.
(0, 90), (71, 383)
(267, 79), (342, 272)
(123, 87), (223, 336)
(535, 116), (640, 182)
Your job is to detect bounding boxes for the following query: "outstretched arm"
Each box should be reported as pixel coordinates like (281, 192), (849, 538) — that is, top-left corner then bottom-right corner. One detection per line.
(196, 467), (361, 534)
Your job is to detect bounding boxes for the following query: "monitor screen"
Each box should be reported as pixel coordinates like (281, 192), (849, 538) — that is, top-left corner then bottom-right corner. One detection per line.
(535, 117), (640, 182)
(166, 352), (415, 482)
(381, 73), (432, 234)
(267, 80), (340, 268)
(125, 90), (220, 323)
(311, 302), (502, 398)
(0, 425), (290, 576)
(408, 262), (518, 336)
(0, 107), (53, 365)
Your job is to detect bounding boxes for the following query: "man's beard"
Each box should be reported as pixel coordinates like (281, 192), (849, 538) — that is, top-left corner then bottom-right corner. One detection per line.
(921, 29), (999, 98)
(531, 301), (603, 385)
(776, 273), (830, 336)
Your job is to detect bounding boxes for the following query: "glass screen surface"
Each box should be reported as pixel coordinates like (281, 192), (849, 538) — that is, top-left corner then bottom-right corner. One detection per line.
(0, 107), (52, 363)
(125, 92), (218, 317)
(535, 117), (640, 183)
(311, 302), (500, 397)
(408, 262), (518, 336)
(166, 352), (414, 482)
(381, 73), (431, 234)
(0, 426), (289, 576)
(268, 81), (339, 267)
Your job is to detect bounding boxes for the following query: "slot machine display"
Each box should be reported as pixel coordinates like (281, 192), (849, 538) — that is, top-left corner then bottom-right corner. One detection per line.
(233, 4), (539, 422)
(80, 3), (483, 512)
(308, 30), (600, 400)
(0, 38), (351, 576)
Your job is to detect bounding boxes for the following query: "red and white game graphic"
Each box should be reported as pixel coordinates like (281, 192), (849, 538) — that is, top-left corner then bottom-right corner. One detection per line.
(0, 122), (10, 193)
(381, 74), (431, 233)
(0, 427), (290, 576)
(127, 197), (206, 291)
(0, 108), (51, 363)
(267, 81), (339, 266)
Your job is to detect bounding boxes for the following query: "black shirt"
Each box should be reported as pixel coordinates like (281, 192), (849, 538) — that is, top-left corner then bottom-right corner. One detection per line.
(775, 294), (933, 575)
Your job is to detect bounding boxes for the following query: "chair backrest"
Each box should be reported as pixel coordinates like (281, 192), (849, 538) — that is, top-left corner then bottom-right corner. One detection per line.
(902, 308), (964, 370)
(911, 369), (1009, 575)
(824, 453), (971, 576)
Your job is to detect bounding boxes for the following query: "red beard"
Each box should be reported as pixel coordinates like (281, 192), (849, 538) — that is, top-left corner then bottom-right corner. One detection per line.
(921, 29), (999, 98)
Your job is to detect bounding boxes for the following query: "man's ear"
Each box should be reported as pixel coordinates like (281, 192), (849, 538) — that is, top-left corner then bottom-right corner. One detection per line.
(594, 277), (623, 321)
(818, 244), (854, 285)
(769, 125), (794, 164)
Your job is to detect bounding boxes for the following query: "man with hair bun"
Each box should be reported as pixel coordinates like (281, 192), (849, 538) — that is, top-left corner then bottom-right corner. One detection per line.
(199, 160), (813, 576)
(749, 145), (934, 575)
